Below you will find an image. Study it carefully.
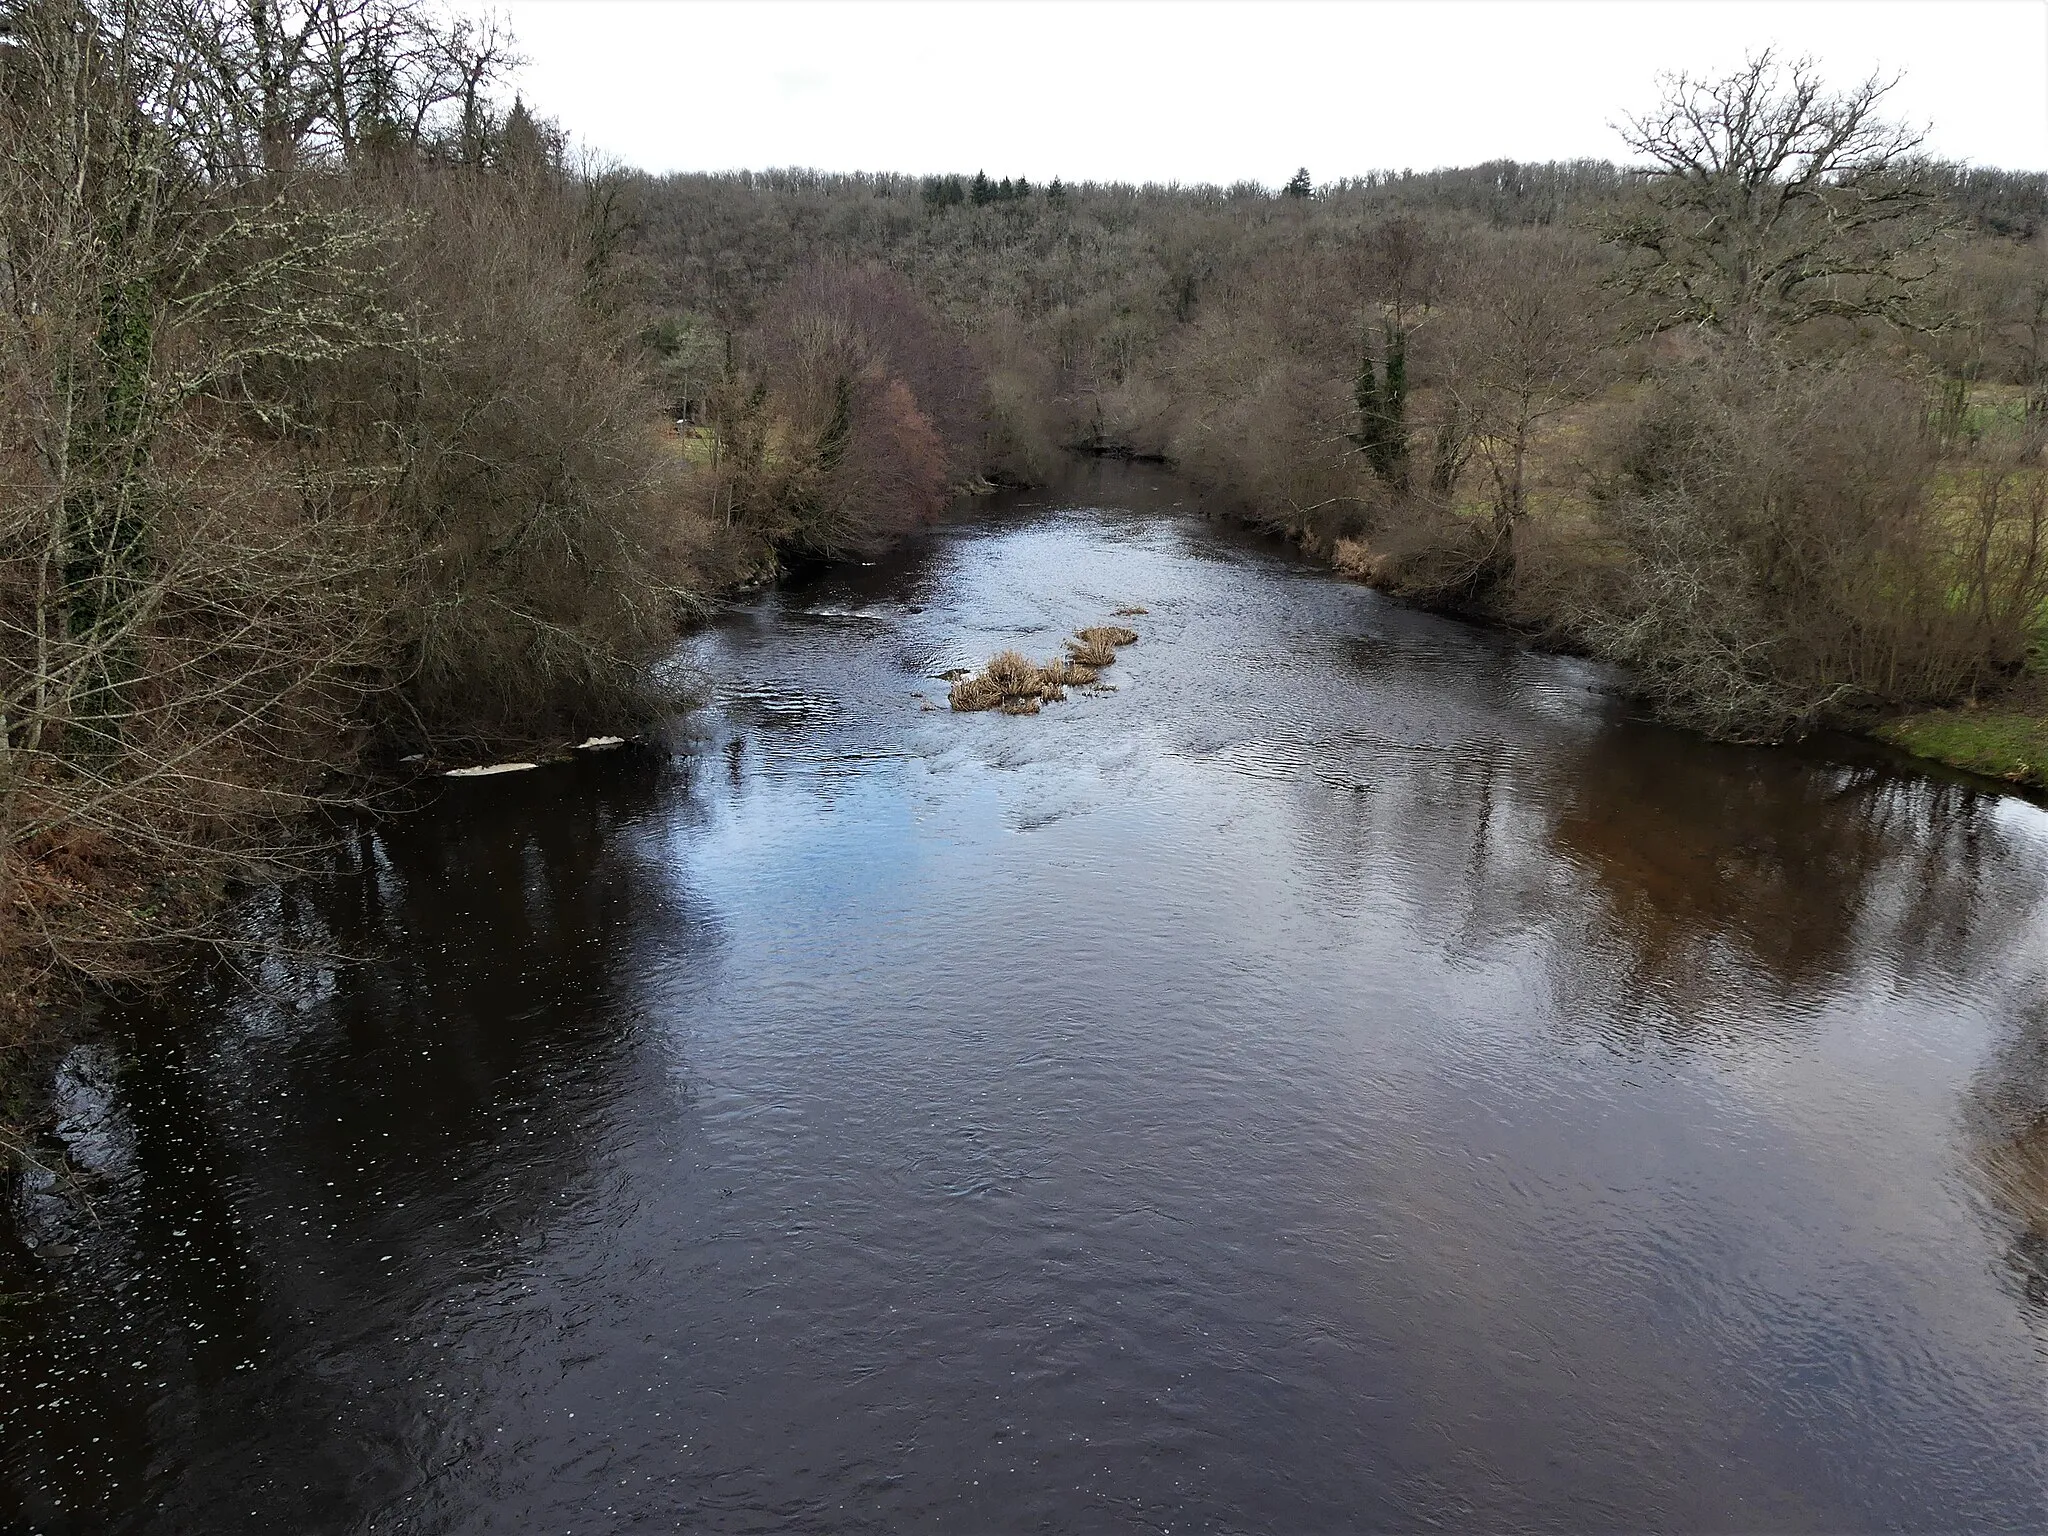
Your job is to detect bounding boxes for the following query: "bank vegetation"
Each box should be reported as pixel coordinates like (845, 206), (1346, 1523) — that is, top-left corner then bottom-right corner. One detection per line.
(1, 0), (706, 1099)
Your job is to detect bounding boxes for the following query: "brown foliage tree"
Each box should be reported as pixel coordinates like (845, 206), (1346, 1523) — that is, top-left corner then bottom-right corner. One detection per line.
(0, 0), (709, 1041)
(709, 265), (971, 559)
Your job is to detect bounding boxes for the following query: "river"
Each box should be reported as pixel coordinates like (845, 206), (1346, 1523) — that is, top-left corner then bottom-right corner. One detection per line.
(4, 465), (2045, 1533)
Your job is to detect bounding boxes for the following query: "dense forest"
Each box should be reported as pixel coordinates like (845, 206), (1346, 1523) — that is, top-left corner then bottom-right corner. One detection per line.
(3, 0), (2046, 1110)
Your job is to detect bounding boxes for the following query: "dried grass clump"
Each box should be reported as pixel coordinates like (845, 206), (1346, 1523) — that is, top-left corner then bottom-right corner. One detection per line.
(950, 649), (1065, 711)
(981, 650), (1044, 695)
(1331, 537), (1394, 585)
(948, 675), (1004, 710)
(1076, 625), (1140, 648)
(1065, 621), (1139, 669)
(950, 619), (1139, 715)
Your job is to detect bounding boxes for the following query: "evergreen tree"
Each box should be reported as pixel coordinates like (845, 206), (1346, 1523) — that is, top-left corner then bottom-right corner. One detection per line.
(1353, 321), (1409, 484)
(495, 95), (549, 175)
(1283, 167), (1313, 199)
(970, 170), (993, 205)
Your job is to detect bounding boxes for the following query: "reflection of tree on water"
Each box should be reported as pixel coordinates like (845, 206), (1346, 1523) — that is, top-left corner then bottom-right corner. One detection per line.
(1539, 723), (2048, 1324)
(1248, 699), (2042, 1051)
(1358, 737), (1565, 965)
(1, 753), (722, 1532)
(1544, 726), (2045, 1027)
(1961, 996), (2048, 1313)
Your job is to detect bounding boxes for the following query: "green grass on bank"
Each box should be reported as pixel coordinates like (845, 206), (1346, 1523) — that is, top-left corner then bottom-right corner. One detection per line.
(1875, 703), (2048, 790)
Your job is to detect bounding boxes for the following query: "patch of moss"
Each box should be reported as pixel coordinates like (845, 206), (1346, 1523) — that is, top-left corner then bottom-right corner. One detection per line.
(1875, 707), (2048, 789)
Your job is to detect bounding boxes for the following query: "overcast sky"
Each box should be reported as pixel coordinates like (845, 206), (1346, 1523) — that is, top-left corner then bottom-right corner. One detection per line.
(477, 0), (2048, 184)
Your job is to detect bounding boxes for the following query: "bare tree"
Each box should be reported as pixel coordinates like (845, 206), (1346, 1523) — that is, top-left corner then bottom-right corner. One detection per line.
(1610, 53), (1947, 340)
(141, 0), (517, 181)
(1347, 216), (1448, 488)
(1441, 230), (1620, 559)
(708, 265), (972, 559)
(0, 0), (632, 1025)
(1585, 352), (2044, 739)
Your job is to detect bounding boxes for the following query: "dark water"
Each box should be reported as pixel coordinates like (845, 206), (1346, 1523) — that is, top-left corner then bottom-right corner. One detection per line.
(5, 467), (2046, 1534)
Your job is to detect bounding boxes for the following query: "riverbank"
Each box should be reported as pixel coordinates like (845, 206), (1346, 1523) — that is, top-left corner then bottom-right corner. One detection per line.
(1875, 679), (2048, 791)
(1323, 528), (2048, 797)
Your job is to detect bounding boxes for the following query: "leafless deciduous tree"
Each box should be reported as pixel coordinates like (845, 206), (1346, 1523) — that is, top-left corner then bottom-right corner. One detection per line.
(697, 265), (974, 560)
(1, 0), (707, 1048)
(1441, 230), (1620, 556)
(1610, 53), (1947, 339)
(142, 0), (517, 180)
(1585, 354), (2044, 739)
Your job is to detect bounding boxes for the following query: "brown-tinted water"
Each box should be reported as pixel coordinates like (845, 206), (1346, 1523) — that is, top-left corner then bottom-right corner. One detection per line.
(5, 466), (2045, 1533)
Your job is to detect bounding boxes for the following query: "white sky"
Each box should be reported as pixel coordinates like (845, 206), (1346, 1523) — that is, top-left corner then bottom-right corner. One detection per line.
(480, 0), (2048, 183)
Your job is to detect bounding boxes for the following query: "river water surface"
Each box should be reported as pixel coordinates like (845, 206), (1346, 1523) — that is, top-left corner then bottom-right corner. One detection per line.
(4, 467), (2046, 1533)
